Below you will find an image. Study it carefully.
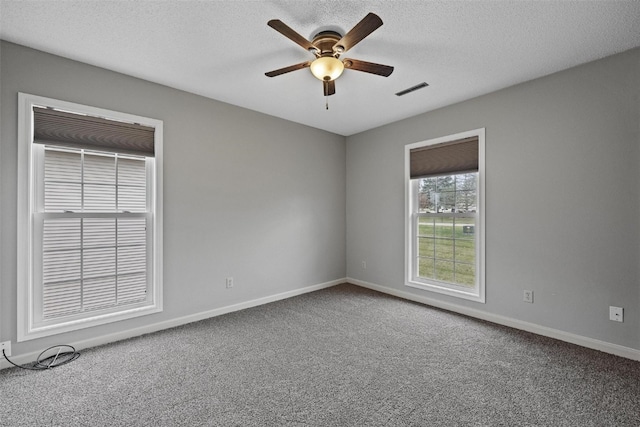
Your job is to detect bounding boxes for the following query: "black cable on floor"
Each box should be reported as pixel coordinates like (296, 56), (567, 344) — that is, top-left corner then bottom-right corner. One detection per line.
(2, 345), (80, 370)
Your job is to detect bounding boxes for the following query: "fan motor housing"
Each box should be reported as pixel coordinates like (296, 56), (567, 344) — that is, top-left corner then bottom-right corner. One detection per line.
(311, 30), (343, 56)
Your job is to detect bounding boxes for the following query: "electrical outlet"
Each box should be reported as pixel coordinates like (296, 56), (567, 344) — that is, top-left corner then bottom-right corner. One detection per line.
(609, 306), (623, 322)
(226, 277), (234, 288)
(523, 290), (533, 303)
(1, 341), (11, 357)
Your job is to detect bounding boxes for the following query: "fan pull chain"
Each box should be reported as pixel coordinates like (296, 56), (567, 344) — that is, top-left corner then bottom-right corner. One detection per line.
(325, 96), (329, 110)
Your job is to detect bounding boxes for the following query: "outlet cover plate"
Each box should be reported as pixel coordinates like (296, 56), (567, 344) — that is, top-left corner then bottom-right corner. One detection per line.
(1, 341), (11, 357)
(523, 290), (533, 303)
(609, 306), (623, 322)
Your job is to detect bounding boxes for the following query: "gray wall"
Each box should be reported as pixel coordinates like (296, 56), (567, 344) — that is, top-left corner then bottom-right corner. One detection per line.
(346, 47), (640, 350)
(2, 39), (639, 359)
(0, 41), (346, 356)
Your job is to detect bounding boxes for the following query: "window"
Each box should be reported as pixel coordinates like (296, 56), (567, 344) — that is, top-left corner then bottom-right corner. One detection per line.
(405, 129), (485, 302)
(17, 93), (163, 341)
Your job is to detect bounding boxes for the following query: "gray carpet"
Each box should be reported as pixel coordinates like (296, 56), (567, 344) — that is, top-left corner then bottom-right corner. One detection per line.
(1, 284), (639, 426)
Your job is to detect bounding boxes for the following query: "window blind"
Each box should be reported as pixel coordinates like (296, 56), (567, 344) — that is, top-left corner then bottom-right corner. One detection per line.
(33, 107), (155, 157)
(410, 136), (478, 179)
(41, 147), (148, 320)
(42, 217), (147, 318)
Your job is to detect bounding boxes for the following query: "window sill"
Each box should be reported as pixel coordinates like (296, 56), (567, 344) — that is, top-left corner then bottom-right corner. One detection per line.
(405, 279), (485, 303)
(18, 303), (162, 342)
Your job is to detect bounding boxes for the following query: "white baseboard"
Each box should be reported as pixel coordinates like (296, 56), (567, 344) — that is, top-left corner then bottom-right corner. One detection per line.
(347, 277), (640, 362)
(1, 278), (345, 370)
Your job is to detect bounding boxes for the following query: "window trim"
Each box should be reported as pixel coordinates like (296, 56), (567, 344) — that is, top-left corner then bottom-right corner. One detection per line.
(404, 128), (485, 303)
(17, 93), (163, 341)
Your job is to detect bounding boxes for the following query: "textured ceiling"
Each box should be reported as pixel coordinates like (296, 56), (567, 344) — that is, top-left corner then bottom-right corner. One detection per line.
(2, 0), (640, 136)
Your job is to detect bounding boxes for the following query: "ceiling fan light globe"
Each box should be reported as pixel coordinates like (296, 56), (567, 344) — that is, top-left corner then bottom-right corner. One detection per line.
(310, 57), (344, 81)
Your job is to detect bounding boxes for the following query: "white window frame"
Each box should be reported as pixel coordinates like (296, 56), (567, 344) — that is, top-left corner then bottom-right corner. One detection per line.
(17, 93), (163, 341)
(404, 128), (485, 303)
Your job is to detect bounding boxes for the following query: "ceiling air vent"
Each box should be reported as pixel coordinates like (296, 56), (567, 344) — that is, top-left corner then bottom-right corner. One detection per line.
(395, 82), (429, 96)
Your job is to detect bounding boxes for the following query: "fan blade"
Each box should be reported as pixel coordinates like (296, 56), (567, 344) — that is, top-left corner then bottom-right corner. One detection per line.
(268, 19), (317, 53)
(333, 13), (383, 53)
(323, 80), (336, 96)
(265, 61), (311, 77)
(343, 59), (394, 77)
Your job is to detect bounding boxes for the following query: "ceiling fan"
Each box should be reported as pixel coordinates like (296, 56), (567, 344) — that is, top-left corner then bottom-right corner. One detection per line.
(265, 12), (394, 98)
